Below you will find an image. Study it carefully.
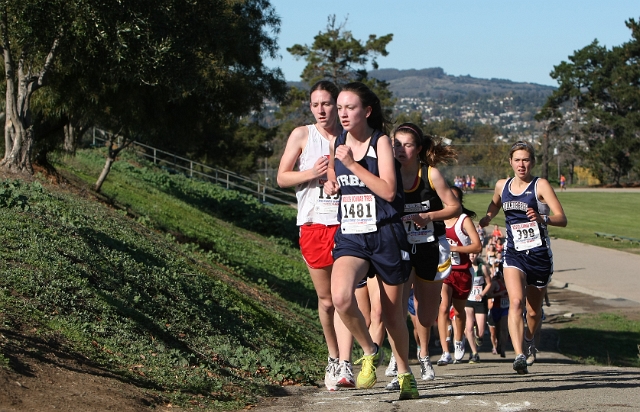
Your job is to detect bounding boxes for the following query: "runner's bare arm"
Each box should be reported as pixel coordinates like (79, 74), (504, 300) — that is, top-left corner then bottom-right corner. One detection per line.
(324, 139), (340, 195)
(412, 167), (461, 228)
(450, 216), (483, 254)
(479, 179), (506, 227)
(277, 126), (328, 188)
(336, 135), (397, 202)
(529, 178), (567, 227)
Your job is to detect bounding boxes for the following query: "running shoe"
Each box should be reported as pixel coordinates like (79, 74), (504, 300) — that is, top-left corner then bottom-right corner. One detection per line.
(468, 353), (480, 364)
(336, 360), (355, 388)
(398, 373), (419, 400)
(453, 340), (466, 363)
(324, 357), (339, 391)
(354, 344), (379, 389)
(385, 353), (398, 377)
(385, 377), (399, 391)
(436, 352), (452, 366)
(513, 353), (528, 374)
(419, 356), (435, 380)
(524, 338), (537, 366)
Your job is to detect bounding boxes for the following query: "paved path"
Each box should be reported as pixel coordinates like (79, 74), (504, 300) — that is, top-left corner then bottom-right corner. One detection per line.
(551, 238), (640, 303)
(249, 238), (640, 412)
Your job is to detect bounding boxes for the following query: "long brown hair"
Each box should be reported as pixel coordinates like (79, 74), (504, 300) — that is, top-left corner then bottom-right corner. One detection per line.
(392, 122), (457, 166)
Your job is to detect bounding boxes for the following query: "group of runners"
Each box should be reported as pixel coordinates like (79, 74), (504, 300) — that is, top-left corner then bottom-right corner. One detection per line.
(277, 80), (567, 400)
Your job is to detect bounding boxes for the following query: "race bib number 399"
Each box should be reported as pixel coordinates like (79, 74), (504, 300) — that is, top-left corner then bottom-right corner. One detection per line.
(341, 194), (377, 234)
(510, 221), (542, 251)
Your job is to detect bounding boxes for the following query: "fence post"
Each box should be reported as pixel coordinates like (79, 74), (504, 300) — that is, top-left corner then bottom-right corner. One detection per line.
(226, 173), (229, 189)
(153, 148), (157, 164)
(190, 161), (193, 177)
(93, 127), (96, 146)
(263, 181), (267, 202)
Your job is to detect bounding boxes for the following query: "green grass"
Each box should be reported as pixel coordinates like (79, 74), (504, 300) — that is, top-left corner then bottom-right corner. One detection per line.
(554, 313), (640, 367)
(2, 147), (639, 411)
(0, 154), (329, 410)
(462, 190), (640, 255)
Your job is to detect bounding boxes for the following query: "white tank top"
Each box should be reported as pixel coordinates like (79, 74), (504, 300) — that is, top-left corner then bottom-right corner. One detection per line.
(295, 125), (340, 226)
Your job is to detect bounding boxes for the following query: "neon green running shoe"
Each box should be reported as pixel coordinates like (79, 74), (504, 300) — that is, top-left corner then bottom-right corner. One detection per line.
(398, 372), (419, 400)
(354, 345), (379, 389)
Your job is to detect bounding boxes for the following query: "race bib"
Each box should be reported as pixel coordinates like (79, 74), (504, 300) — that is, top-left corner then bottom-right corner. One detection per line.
(402, 214), (435, 244)
(510, 221), (542, 251)
(500, 297), (510, 308)
(315, 181), (340, 214)
(340, 194), (377, 234)
(468, 285), (483, 301)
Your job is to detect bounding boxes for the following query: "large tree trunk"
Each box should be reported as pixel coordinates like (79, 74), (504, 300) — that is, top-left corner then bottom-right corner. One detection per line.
(1, 13), (60, 174)
(63, 121), (87, 155)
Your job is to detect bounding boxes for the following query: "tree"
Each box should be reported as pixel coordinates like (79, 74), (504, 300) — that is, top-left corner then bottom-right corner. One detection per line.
(543, 18), (640, 185)
(1, 0), (286, 176)
(284, 15), (395, 125)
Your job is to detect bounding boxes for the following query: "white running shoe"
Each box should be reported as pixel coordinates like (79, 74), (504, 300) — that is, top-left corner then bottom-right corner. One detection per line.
(385, 376), (399, 391)
(436, 352), (452, 366)
(385, 353), (398, 377)
(324, 357), (340, 391)
(525, 338), (537, 366)
(336, 360), (355, 388)
(419, 356), (435, 380)
(454, 340), (466, 363)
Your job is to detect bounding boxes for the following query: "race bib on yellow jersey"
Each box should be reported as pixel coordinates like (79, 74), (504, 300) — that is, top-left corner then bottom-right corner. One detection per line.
(340, 194), (377, 234)
(402, 214), (435, 244)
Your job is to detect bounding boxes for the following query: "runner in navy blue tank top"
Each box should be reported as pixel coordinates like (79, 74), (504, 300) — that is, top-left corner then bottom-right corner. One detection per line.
(479, 141), (567, 375)
(324, 82), (418, 399)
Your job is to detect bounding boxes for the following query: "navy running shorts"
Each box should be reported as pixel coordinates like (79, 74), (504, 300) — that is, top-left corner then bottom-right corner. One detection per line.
(333, 220), (411, 286)
(503, 247), (553, 288)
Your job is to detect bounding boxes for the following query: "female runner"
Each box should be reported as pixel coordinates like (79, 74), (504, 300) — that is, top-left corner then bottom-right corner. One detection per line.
(389, 123), (460, 386)
(324, 82), (418, 400)
(479, 141), (567, 374)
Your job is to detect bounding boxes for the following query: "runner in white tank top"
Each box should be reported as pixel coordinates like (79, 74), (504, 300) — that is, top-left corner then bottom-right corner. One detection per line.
(277, 81), (353, 391)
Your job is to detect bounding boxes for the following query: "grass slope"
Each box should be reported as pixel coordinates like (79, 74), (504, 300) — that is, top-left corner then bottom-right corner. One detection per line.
(0, 151), (329, 410)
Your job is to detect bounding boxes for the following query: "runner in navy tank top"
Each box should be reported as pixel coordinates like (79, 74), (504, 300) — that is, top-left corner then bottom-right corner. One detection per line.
(324, 82), (418, 399)
(479, 141), (567, 375)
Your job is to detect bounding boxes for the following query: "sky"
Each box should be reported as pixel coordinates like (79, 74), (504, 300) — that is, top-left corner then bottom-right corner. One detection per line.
(264, 0), (639, 87)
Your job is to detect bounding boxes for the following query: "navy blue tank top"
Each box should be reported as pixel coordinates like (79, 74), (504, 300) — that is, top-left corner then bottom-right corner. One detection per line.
(501, 177), (551, 251)
(334, 129), (404, 223)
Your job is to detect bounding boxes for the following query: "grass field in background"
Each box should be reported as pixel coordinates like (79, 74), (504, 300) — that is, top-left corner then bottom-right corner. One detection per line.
(462, 190), (640, 255)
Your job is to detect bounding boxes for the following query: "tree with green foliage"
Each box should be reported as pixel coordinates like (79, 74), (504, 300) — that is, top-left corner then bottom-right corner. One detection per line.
(1, 0), (286, 177)
(542, 18), (640, 185)
(282, 14), (394, 126)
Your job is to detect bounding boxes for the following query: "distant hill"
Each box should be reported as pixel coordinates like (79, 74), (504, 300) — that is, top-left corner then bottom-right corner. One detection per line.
(370, 67), (556, 98)
(287, 67), (556, 99)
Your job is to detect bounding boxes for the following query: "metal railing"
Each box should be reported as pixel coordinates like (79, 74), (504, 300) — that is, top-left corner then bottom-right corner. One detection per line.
(90, 129), (297, 206)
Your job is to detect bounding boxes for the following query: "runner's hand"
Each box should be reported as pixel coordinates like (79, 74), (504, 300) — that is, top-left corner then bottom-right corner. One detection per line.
(312, 156), (329, 178)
